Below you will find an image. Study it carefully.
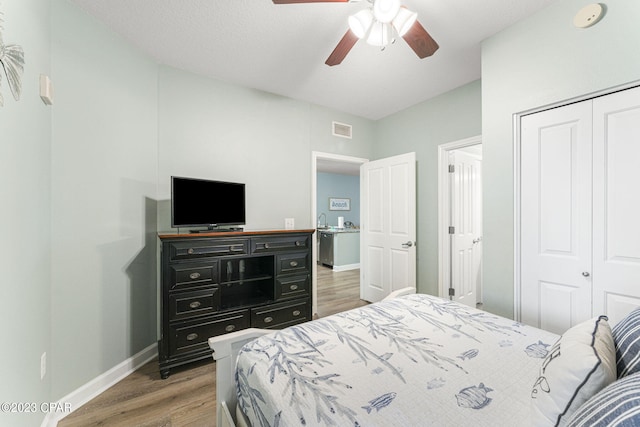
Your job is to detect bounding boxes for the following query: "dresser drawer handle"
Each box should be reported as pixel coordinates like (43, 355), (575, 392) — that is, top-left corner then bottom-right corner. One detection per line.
(187, 248), (195, 255)
(189, 272), (201, 280)
(230, 246), (243, 252)
(264, 243), (270, 249)
(295, 241), (302, 246)
(289, 284), (299, 291)
(186, 333), (198, 341)
(289, 261), (298, 267)
(292, 310), (301, 317)
(263, 316), (273, 323)
(189, 301), (201, 309)
(225, 324), (236, 332)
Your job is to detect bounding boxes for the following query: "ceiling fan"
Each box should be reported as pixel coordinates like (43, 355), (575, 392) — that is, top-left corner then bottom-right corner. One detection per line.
(272, 0), (439, 66)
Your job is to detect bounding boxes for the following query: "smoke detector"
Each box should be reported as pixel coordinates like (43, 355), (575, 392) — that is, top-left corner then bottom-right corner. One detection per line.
(574, 3), (604, 28)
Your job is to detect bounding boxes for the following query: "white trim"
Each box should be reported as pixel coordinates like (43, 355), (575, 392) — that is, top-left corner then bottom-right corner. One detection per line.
(311, 151), (368, 317)
(513, 113), (522, 322)
(437, 135), (482, 300)
(512, 80), (640, 322)
(331, 263), (360, 272)
(42, 343), (157, 427)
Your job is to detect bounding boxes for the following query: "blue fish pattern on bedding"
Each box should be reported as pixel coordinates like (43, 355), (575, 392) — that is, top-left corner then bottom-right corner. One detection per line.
(362, 392), (397, 414)
(525, 340), (551, 358)
(455, 383), (493, 409)
(457, 348), (479, 360)
(235, 294), (558, 427)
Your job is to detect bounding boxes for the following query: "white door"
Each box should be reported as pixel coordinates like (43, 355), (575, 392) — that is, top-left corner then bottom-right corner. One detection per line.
(449, 150), (482, 307)
(360, 152), (416, 302)
(520, 101), (593, 334)
(592, 86), (640, 326)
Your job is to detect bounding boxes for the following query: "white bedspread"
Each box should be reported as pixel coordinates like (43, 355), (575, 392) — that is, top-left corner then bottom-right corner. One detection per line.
(235, 294), (558, 426)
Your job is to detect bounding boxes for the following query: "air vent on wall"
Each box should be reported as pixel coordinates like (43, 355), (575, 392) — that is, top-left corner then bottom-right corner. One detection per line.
(332, 121), (352, 139)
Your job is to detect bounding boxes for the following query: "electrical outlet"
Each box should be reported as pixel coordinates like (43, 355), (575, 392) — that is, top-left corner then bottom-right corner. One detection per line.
(284, 218), (295, 230)
(41, 352), (46, 380)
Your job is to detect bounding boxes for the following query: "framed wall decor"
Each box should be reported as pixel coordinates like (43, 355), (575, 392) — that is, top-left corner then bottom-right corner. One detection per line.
(329, 198), (350, 211)
(0, 8), (25, 107)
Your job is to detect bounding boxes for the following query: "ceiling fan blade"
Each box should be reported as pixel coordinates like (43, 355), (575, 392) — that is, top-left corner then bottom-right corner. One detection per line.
(325, 30), (359, 66)
(402, 20), (439, 59)
(272, 0), (349, 4)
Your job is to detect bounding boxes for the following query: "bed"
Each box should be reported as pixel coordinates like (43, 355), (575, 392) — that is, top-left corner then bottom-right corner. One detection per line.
(209, 289), (640, 427)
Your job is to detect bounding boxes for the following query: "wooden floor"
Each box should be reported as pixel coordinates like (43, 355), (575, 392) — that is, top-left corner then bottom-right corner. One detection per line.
(59, 266), (367, 427)
(315, 265), (369, 317)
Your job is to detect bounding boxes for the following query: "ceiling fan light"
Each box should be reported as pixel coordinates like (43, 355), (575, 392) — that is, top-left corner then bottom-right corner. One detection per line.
(348, 9), (374, 39)
(392, 7), (417, 37)
(373, 0), (401, 24)
(366, 21), (391, 47)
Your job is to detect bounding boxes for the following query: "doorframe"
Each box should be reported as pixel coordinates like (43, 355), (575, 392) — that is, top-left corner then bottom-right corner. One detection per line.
(311, 151), (369, 317)
(437, 135), (482, 300)
(512, 80), (640, 322)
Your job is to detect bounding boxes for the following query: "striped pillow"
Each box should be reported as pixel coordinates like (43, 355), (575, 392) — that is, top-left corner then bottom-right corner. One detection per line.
(565, 373), (640, 427)
(612, 307), (640, 378)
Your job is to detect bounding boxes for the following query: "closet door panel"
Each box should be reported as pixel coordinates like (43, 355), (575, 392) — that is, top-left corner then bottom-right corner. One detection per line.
(520, 101), (593, 333)
(593, 86), (640, 326)
(520, 102), (591, 333)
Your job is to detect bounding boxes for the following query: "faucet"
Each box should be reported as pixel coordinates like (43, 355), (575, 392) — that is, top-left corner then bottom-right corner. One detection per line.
(317, 213), (327, 228)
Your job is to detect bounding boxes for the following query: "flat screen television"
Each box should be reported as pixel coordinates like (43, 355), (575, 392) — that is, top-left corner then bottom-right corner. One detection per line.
(171, 176), (246, 230)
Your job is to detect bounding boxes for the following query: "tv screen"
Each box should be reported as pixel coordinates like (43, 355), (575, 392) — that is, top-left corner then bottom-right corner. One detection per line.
(171, 176), (246, 228)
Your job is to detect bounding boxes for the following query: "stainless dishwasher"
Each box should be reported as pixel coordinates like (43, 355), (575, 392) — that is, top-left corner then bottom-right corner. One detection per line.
(319, 232), (334, 266)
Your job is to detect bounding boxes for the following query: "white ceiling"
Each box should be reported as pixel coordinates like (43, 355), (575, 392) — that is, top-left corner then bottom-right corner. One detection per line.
(70, 0), (556, 120)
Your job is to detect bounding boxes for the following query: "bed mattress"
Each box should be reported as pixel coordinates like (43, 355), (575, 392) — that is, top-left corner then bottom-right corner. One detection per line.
(235, 294), (558, 426)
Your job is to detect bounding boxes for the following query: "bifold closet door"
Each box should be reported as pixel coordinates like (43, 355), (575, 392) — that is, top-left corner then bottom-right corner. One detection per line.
(520, 101), (593, 334)
(592, 86), (640, 326)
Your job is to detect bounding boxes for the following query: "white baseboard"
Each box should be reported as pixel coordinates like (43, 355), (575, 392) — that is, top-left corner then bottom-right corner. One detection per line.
(332, 263), (360, 272)
(42, 343), (157, 427)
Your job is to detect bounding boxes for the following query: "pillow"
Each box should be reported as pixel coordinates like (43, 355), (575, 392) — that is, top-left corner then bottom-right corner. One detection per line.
(566, 372), (640, 427)
(612, 307), (640, 378)
(531, 316), (617, 427)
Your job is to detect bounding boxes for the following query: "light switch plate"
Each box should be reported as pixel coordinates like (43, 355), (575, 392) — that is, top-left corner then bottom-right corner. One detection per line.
(284, 218), (295, 230)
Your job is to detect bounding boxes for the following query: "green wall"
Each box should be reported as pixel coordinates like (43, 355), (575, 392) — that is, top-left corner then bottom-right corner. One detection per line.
(373, 80), (482, 295)
(50, 0), (159, 399)
(481, 0), (640, 317)
(0, 0), (52, 426)
(156, 65), (375, 232)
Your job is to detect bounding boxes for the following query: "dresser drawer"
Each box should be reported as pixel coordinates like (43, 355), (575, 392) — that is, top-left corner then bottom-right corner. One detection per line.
(276, 275), (310, 300)
(251, 235), (310, 254)
(170, 310), (250, 356)
(169, 262), (218, 291)
(168, 238), (249, 261)
(169, 288), (220, 321)
(251, 299), (309, 329)
(276, 252), (310, 276)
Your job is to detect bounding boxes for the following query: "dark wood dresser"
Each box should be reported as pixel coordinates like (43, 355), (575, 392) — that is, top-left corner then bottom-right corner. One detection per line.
(157, 229), (314, 378)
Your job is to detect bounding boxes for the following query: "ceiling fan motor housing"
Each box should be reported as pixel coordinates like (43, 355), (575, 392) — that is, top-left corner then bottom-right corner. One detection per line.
(373, 0), (401, 23)
(271, 0), (438, 66)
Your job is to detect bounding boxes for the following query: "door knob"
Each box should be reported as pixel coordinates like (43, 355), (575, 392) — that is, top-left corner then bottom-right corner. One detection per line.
(582, 272), (590, 277)
(402, 241), (414, 248)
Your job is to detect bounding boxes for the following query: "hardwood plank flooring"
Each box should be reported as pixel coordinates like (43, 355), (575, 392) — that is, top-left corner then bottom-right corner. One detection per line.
(316, 265), (369, 317)
(59, 266), (366, 427)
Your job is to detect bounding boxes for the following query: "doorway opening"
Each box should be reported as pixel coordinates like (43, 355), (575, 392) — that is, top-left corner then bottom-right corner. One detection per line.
(311, 152), (368, 317)
(437, 136), (483, 308)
